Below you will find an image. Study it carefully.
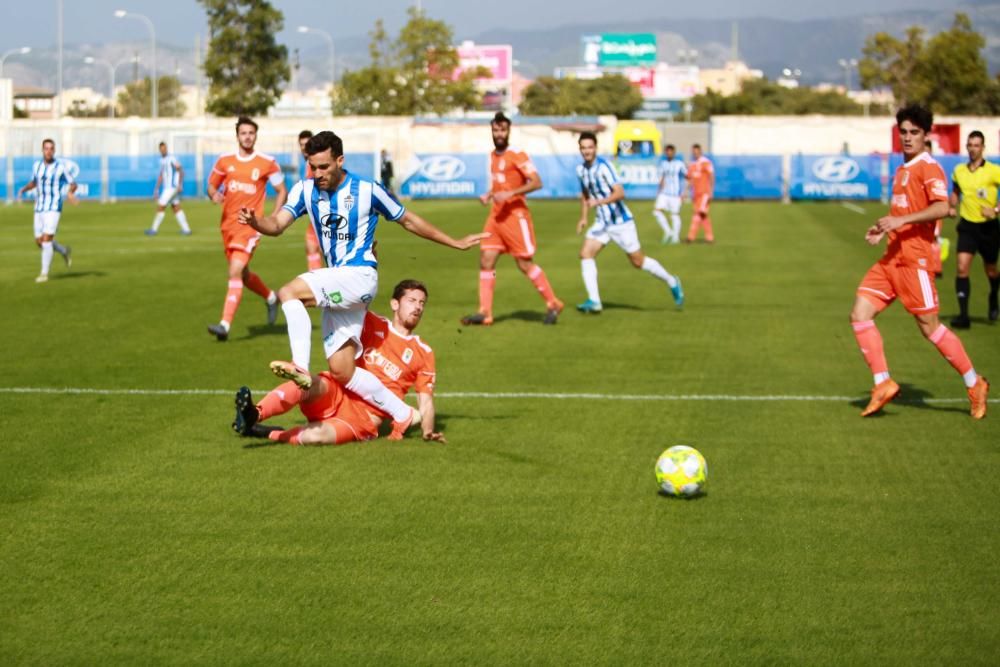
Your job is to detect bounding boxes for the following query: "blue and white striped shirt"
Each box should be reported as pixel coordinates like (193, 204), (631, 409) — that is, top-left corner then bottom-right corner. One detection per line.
(577, 157), (632, 226)
(30, 159), (75, 213)
(657, 157), (687, 197)
(160, 154), (181, 189)
(283, 171), (405, 269)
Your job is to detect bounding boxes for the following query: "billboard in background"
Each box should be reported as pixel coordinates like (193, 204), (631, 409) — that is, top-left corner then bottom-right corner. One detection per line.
(581, 33), (657, 67)
(452, 44), (512, 86)
(790, 155), (882, 200)
(400, 154), (488, 199)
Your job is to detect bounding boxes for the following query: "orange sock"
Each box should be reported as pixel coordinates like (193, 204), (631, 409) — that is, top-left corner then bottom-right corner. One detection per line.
(479, 270), (495, 315)
(221, 279), (243, 325)
(268, 426), (304, 445)
(257, 381), (304, 421)
(307, 253), (323, 270)
(703, 217), (714, 242)
(244, 271), (271, 299)
(852, 320), (888, 376)
(929, 324), (974, 376)
(526, 265), (557, 306)
(687, 216), (700, 241)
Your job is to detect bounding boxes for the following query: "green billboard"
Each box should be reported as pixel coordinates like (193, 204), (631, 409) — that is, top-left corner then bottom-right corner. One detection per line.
(596, 33), (657, 67)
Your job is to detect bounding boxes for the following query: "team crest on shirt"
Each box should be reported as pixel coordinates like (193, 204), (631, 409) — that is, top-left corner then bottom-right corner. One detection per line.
(900, 171), (909, 187)
(402, 348), (413, 365)
(343, 193), (354, 211)
(251, 168), (260, 181)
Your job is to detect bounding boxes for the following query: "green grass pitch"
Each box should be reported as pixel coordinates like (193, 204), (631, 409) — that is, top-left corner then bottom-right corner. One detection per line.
(1, 197), (998, 664)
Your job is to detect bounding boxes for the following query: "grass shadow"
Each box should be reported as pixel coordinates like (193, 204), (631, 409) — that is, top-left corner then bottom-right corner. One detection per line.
(51, 270), (107, 280)
(848, 382), (968, 415)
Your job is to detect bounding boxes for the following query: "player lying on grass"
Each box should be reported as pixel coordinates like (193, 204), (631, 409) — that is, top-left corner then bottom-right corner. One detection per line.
(232, 279), (445, 445)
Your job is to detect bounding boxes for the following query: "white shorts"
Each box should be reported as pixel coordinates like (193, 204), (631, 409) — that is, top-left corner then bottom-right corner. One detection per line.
(300, 266), (379, 359)
(586, 220), (641, 254)
(158, 187), (181, 207)
(654, 194), (682, 214)
(33, 211), (61, 237)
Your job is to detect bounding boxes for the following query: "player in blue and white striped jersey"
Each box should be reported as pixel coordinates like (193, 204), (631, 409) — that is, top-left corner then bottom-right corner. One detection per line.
(653, 144), (687, 244)
(241, 130), (486, 440)
(145, 142), (192, 236)
(17, 138), (77, 283)
(574, 132), (684, 313)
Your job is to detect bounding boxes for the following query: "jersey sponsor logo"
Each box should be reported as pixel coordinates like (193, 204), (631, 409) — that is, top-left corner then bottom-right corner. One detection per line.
(811, 156), (860, 183)
(227, 180), (258, 195)
(363, 347), (403, 381)
(420, 155), (466, 181)
(928, 179), (947, 197)
(892, 194), (909, 208)
(321, 212), (349, 229)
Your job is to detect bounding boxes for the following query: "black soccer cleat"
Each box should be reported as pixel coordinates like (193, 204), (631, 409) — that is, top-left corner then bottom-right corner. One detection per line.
(232, 386), (259, 436)
(950, 315), (971, 330)
(266, 299), (279, 326)
(989, 294), (999, 322)
(248, 423), (283, 438)
(207, 323), (229, 341)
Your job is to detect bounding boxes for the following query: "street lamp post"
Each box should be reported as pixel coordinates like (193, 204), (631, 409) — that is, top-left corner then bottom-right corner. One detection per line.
(115, 9), (157, 118)
(297, 25), (335, 94)
(838, 58), (858, 92)
(84, 56), (115, 118)
(0, 47), (31, 78)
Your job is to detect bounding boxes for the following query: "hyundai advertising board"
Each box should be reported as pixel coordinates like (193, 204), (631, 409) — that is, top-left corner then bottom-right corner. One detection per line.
(400, 154), (488, 199)
(791, 155), (882, 200)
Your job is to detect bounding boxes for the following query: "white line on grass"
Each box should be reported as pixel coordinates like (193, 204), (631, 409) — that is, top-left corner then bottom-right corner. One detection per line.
(840, 202), (867, 214)
(0, 386), (989, 404)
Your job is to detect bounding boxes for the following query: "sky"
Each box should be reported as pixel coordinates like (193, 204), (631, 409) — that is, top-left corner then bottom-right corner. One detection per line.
(0, 0), (976, 51)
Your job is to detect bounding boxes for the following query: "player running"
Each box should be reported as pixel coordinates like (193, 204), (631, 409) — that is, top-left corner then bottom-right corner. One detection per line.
(461, 112), (564, 326)
(574, 132), (684, 314)
(652, 144), (686, 244)
(233, 279), (444, 445)
(145, 142), (192, 236)
(947, 130), (1000, 328)
(685, 144), (715, 243)
(851, 105), (989, 419)
(298, 130), (324, 271)
(17, 138), (76, 283)
(240, 130), (484, 439)
(206, 116), (287, 341)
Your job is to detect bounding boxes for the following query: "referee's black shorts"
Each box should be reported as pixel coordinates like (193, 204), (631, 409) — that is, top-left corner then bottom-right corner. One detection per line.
(956, 218), (1000, 265)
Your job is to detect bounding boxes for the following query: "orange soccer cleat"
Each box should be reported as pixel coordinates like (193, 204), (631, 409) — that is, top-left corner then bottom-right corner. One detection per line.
(968, 376), (990, 420)
(460, 311), (493, 326)
(861, 378), (900, 417)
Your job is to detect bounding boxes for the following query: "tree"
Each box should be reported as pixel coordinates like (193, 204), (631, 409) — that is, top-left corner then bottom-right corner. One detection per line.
(334, 8), (484, 115)
(116, 76), (186, 117)
(689, 78), (880, 120)
(859, 12), (1000, 114)
(200, 0), (289, 116)
(518, 75), (643, 118)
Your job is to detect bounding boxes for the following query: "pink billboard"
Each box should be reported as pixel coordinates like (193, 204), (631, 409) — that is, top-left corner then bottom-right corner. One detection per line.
(453, 43), (513, 85)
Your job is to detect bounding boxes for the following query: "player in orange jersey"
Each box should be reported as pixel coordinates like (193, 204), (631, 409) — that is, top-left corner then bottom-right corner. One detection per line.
(850, 104), (989, 419)
(461, 112), (563, 326)
(206, 116), (288, 341)
(298, 129), (324, 271)
(232, 279), (445, 444)
(685, 144), (715, 243)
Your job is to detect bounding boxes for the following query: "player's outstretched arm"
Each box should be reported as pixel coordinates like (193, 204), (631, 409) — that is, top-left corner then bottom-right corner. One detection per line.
(417, 392), (445, 443)
(239, 207), (296, 236)
(397, 210), (488, 250)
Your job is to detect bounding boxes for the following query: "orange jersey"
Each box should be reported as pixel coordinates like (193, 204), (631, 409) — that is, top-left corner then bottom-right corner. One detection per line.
(208, 152), (282, 228)
(358, 311), (436, 413)
(885, 153), (949, 268)
(688, 156), (714, 196)
(490, 147), (537, 218)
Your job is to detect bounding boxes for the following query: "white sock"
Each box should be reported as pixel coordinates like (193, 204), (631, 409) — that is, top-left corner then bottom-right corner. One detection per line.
(963, 369), (978, 389)
(581, 258), (601, 304)
(874, 372), (891, 384)
(175, 210), (191, 233)
(267, 291), (277, 305)
(282, 300), (312, 370)
(218, 320), (231, 332)
(641, 256), (677, 288)
(670, 214), (682, 241)
(51, 240), (68, 257)
(346, 366), (412, 423)
(40, 241), (53, 275)
(652, 210), (670, 236)
(151, 211), (165, 231)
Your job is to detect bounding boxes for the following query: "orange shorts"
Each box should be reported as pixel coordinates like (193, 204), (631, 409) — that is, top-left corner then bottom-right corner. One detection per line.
(693, 193), (711, 215)
(857, 259), (939, 315)
(481, 210), (537, 259)
(305, 222), (319, 248)
(300, 373), (380, 444)
(221, 223), (262, 261)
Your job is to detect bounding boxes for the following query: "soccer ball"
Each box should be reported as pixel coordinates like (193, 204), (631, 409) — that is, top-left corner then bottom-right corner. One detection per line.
(655, 445), (707, 497)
